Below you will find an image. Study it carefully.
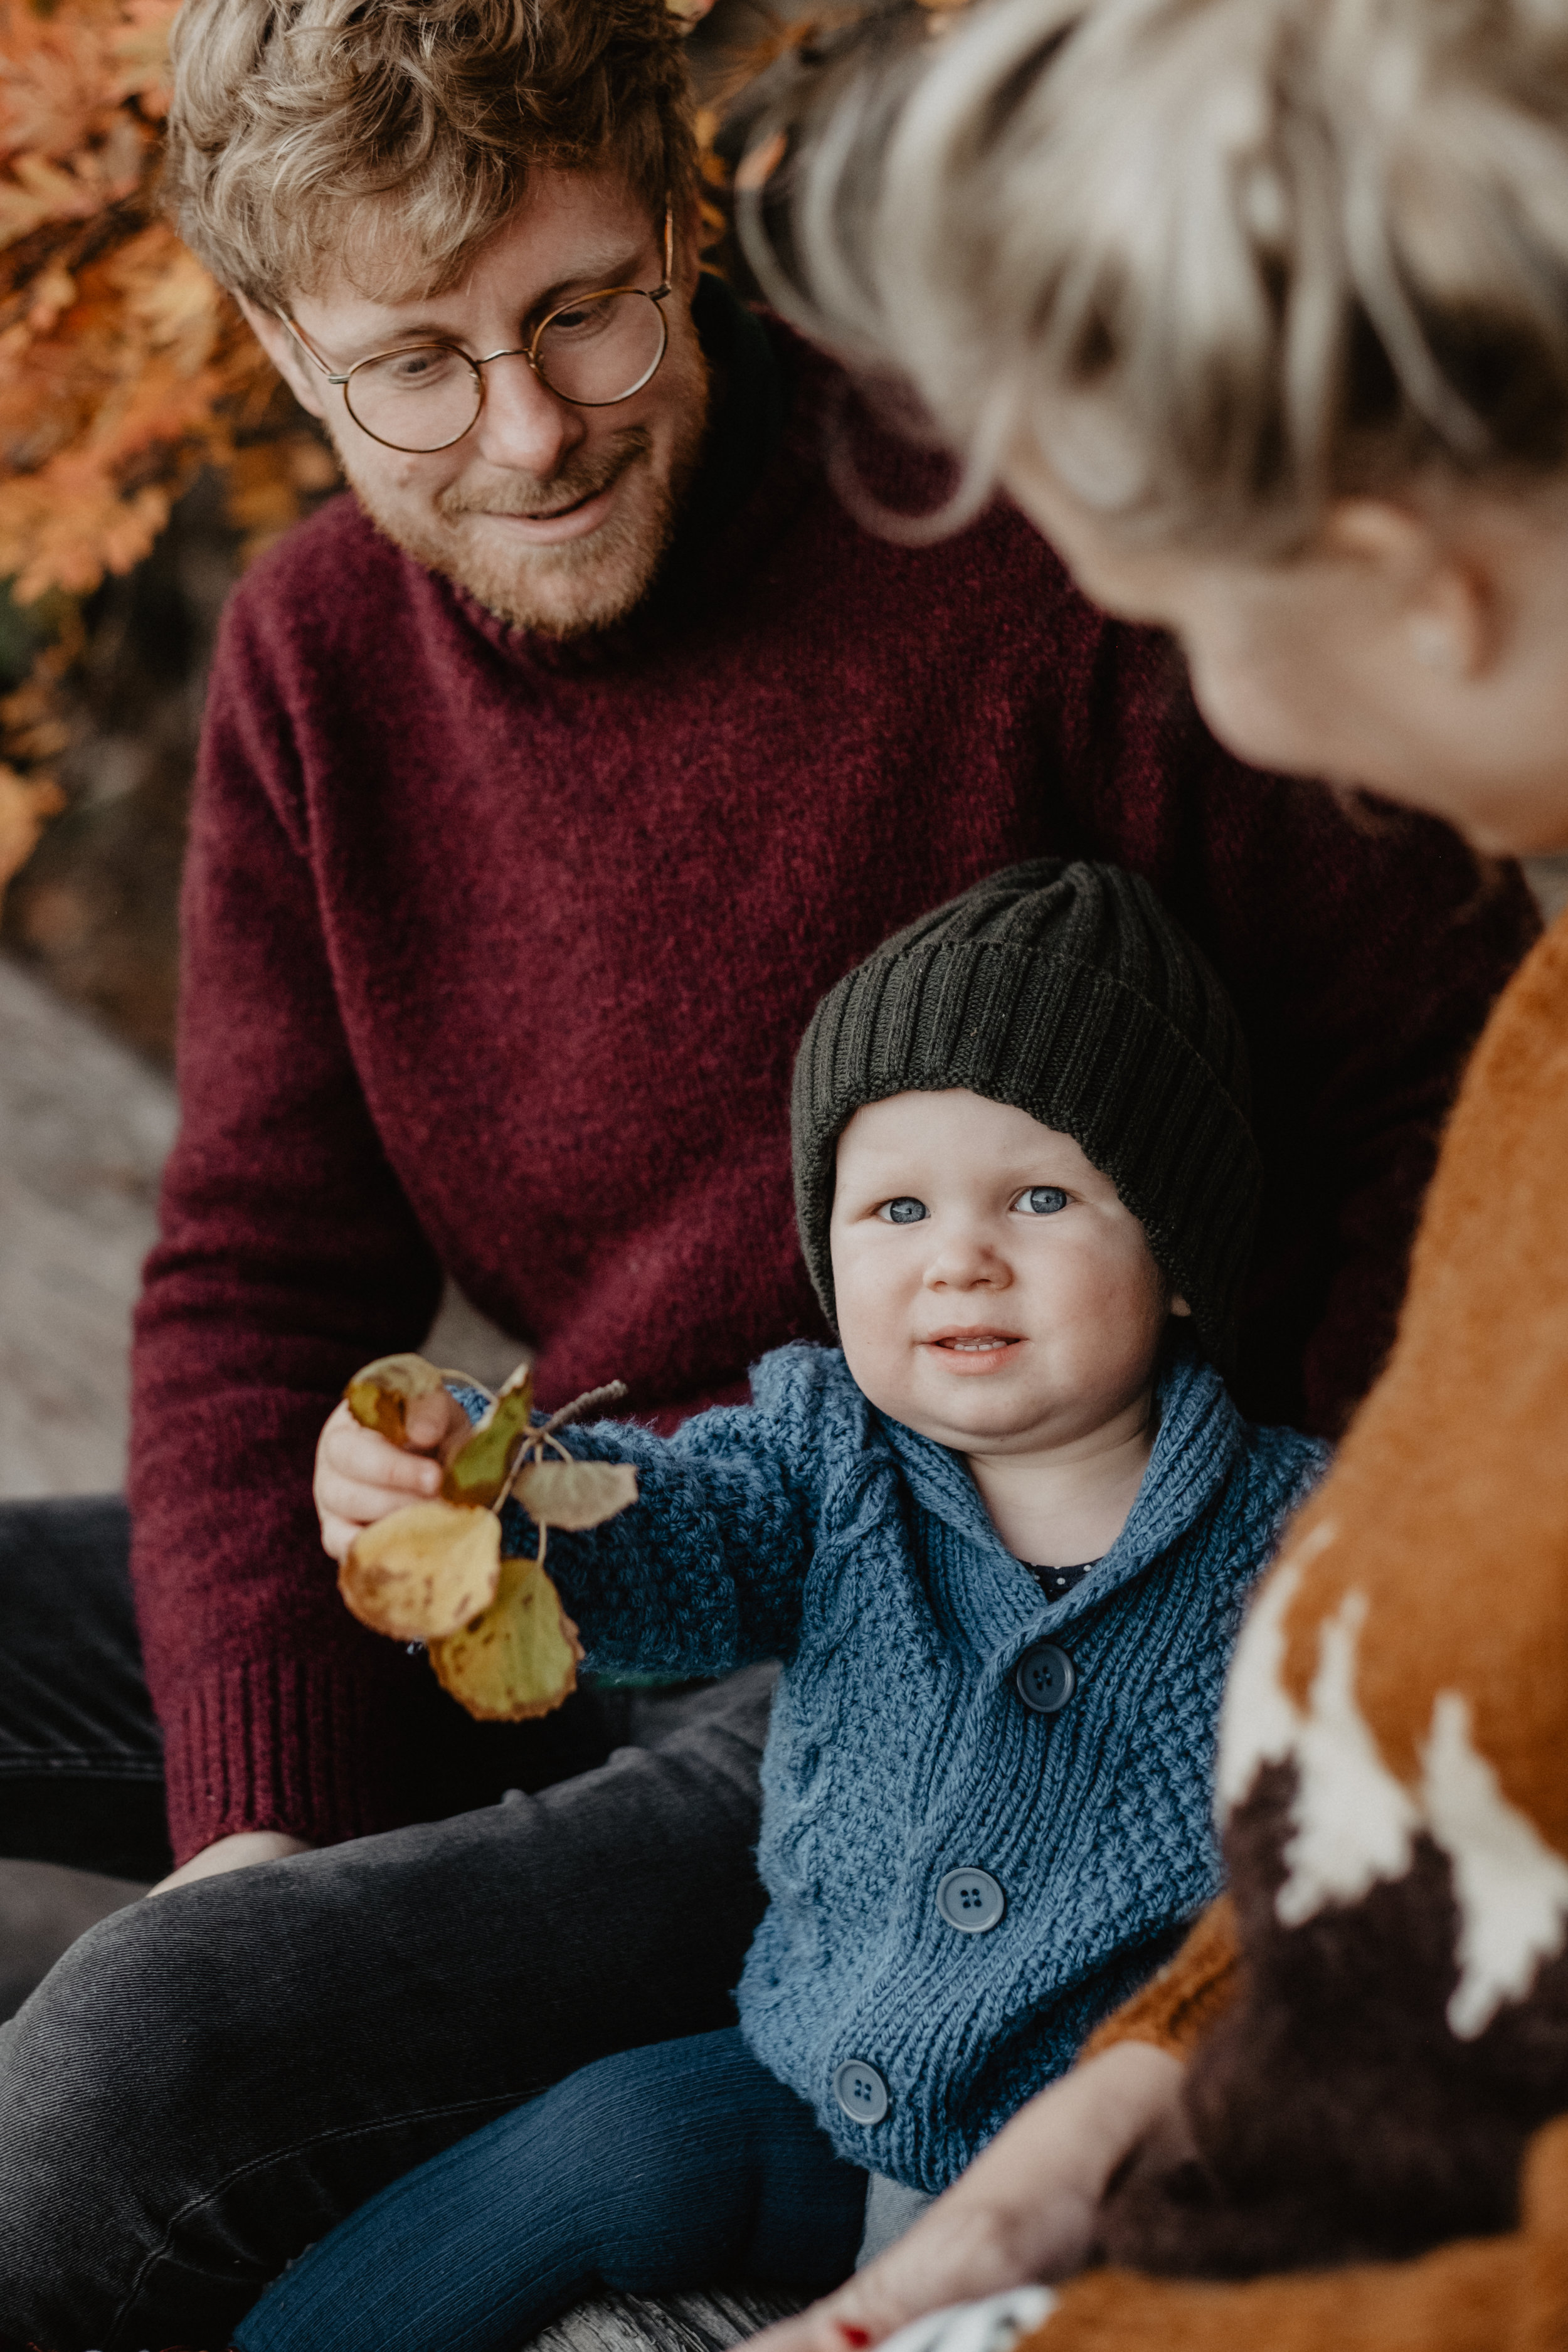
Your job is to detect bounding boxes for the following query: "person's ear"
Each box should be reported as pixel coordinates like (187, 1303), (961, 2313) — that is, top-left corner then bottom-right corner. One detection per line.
(1169, 1294), (1193, 1319)
(233, 290), (330, 423)
(1323, 497), (1494, 682)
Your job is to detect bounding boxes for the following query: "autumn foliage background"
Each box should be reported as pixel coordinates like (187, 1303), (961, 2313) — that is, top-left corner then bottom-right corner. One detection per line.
(0, 0), (347, 965)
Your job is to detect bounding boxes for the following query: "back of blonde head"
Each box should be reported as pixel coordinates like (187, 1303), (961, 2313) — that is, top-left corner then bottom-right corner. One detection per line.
(787, 0), (1568, 551)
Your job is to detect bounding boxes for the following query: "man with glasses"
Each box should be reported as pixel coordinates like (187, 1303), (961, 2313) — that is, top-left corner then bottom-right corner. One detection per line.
(0, 0), (1539, 2343)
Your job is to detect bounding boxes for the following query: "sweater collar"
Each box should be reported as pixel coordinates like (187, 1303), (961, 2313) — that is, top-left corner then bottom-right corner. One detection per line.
(876, 1347), (1247, 1630)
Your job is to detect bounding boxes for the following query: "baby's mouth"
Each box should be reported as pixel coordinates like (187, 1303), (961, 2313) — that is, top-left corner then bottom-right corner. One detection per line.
(924, 1330), (1024, 1353)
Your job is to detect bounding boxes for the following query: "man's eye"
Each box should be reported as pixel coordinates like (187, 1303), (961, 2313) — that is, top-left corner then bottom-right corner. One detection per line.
(1014, 1186), (1069, 1216)
(878, 1197), (928, 1224)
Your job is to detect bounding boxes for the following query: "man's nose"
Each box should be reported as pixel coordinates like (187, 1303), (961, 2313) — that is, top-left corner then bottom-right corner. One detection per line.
(472, 352), (584, 477)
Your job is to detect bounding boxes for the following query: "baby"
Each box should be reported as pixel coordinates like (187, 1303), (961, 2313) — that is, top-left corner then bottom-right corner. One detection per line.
(238, 859), (1325, 2352)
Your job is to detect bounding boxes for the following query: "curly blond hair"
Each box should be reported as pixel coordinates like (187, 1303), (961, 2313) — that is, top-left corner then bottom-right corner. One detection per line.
(776, 0), (1568, 551)
(166, 0), (697, 306)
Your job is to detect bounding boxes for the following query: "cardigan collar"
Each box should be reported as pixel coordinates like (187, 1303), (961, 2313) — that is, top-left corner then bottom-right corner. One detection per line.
(875, 1347), (1248, 1640)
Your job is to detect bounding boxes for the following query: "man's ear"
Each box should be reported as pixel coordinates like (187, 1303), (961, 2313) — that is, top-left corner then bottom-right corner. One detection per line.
(233, 290), (329, 423)
(1169, 1294), (1193, 1318)
(1324, 497), (1494, 682)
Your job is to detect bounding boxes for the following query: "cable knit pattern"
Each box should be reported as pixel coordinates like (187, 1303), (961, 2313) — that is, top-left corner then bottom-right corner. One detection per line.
(494, 1343), (1325, 2191)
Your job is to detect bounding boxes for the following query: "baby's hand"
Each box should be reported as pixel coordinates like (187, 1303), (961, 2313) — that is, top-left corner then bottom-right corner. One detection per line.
(314, 1386), (472, 1564)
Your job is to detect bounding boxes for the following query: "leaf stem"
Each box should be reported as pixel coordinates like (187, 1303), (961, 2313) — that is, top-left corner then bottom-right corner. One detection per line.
(490, 1379), (628, 1517)
(541, 1380), (628, 1436)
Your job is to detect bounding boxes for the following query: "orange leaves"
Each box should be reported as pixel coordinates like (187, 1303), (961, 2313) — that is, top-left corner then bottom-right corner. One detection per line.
(111, 0), (181, 120)
(0, 1), (322, 914)
(0, 757), (61, 892)
(338, 1355), (636, 1723)
(0, 1), (287, 613)
(0, 0), (164, 246)
(0, 0), (134, 186)
(0, 628), (72, 891)
(0, 208), (265, 599)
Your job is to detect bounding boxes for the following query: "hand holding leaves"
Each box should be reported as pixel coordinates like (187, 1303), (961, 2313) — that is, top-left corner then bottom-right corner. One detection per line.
(337, 1356), (637, 1721)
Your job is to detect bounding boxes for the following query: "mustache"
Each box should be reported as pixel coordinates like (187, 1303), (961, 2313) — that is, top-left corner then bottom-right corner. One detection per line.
(437, 427), (653, 522)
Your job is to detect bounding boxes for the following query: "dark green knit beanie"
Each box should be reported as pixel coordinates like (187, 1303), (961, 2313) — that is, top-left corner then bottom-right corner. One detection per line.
(792, 859), (1261, 1367)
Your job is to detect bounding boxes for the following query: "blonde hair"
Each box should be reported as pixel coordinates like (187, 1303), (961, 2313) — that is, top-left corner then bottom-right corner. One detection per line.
(775, 0), (1568, 552)
(165, 0), (697, 307)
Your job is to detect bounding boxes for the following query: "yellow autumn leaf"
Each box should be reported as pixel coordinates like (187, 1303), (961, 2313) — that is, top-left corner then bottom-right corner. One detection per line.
(340, 1500), (502, 1643)
(343, 1351), (448, 1446)
(428, 1555), (583, 1722)
(512, 1459), (638, 1532)
(443, 1367), (536, 1510)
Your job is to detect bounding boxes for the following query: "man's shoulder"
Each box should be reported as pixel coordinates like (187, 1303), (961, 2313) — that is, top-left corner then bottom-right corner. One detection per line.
(754, 312), (1089, 603)
(238, 489), (398, 592)
(225, 492), (424, 652)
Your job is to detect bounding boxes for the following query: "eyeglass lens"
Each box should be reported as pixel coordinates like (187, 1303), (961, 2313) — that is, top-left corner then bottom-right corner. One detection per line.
(343, 290), (669, 450)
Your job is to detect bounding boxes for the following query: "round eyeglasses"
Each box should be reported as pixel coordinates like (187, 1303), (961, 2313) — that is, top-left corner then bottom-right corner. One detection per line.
(279, 208), (674, 455)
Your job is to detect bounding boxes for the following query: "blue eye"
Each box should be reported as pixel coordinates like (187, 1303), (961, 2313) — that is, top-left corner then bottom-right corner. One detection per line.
(1015, 1186), (1069, 1216)
(879, 1197), (928, 1224)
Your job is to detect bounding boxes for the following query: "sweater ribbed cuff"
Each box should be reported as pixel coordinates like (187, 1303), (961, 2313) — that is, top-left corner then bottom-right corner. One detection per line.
(1081, 1897), (1241, 2065)
(162, 1654), (401, 1866)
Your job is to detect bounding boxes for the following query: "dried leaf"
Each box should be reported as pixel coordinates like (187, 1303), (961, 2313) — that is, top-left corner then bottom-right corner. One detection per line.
(443, 1367), (536, 1510)
(428, 1555), (583, 1721)
(512, 1459), (639, 1532)
(344, 1352), (447, 1446)
(339, 1500), (501, 1642)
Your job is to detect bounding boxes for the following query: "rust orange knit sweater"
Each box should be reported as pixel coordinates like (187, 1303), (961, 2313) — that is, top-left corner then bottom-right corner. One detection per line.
(1040, 901), (1568, 2344)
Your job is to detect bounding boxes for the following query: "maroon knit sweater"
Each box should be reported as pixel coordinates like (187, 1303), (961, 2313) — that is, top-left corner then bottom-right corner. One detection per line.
(130, 304), (1538, 1863)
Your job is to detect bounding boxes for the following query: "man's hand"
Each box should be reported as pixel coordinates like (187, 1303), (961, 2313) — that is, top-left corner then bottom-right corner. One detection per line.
(147, 1829), (314, 1897)
(746, 2043), (1185, 2352)
(314, 1387), (473, 1564)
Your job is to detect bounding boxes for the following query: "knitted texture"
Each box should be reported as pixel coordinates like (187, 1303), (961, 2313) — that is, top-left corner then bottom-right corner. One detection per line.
(1015, 900), (1568, 2352)
(127, 274), (1535, 1860)
(792, 859), (1259, 1362)
(494, 1343), (1326, 2192)
(1080, 1895), (1241, 2064)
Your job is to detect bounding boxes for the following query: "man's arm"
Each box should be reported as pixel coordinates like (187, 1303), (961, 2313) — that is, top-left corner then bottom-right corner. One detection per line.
(129, 593), (447, 1868)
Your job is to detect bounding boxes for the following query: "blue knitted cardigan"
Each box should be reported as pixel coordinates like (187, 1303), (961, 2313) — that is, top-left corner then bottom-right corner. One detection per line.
(495, 1343), (1325, 2192)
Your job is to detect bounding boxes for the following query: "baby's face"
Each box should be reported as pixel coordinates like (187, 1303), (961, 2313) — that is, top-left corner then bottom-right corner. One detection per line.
(829, 1089), (1185, 1461)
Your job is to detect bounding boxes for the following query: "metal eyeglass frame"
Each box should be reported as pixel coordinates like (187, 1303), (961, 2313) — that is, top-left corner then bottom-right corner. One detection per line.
(277, 205), (675, 454)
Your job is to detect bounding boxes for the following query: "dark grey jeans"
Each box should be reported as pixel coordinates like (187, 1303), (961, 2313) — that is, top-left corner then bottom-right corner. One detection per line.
(0, 1498), (771, 2352)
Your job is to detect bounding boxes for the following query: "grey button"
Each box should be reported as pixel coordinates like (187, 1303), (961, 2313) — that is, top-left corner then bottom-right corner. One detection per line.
(936, 1866), (1007, 1934)
(834, 2057), (889, 2125)
(1015, 1641), (1076, 1714)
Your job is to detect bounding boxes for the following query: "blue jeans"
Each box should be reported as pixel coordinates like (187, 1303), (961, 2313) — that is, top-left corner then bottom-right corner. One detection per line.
(233, 2028), (868, 2352)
